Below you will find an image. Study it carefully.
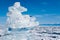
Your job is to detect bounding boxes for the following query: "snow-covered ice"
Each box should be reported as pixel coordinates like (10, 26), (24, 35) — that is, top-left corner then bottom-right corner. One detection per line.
(0, 2), (60, 40)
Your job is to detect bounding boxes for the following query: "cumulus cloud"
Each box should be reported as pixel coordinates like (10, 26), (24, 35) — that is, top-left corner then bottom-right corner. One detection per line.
(6, 2), (39, 28)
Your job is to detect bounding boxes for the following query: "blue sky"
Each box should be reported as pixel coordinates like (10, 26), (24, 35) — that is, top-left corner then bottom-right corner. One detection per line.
(0, 0), (60, 24)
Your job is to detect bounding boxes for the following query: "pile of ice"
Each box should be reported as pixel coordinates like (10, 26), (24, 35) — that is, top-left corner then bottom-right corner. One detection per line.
(6, 2), (39, 28)
(0, 2), (40, 40)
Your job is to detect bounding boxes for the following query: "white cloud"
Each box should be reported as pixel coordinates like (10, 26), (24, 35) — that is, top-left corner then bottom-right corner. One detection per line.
(6, 2), (39, 28)
(34, 15), (43, 18)
(0, 17), (6, 25)
(44, 14), (56, 16)
(35, 14), (60, 24)
(56, 16), (60, 19)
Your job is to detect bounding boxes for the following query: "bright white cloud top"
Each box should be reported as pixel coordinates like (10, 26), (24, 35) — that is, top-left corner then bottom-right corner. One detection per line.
(6, 2), (39, 28)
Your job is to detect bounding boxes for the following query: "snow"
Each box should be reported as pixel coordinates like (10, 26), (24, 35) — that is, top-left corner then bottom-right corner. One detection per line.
(0, 2), (60, 40)
(7, 2), (39, 28)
